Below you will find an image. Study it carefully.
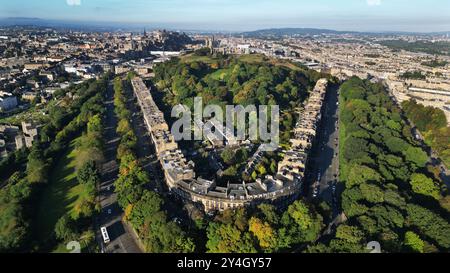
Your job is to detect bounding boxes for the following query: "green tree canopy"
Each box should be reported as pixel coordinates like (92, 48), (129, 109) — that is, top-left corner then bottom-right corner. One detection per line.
(409, 173), (441, 200)
(404, 231), (424, 253)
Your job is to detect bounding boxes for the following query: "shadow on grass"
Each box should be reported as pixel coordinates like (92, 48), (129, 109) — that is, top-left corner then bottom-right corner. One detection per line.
(35, 138), (89, 250)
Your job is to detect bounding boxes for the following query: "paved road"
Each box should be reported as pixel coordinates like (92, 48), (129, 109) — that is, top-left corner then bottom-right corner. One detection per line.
(307, 84), (342, 220)
(95, 82), (142, 253)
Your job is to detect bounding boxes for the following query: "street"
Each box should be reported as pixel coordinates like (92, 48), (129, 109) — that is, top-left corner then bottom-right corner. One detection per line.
(306, 84), (342, 220)
(95, 82), (142, 253)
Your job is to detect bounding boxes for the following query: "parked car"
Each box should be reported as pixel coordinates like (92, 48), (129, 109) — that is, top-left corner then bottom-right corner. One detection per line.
(312, 186), (320, 198)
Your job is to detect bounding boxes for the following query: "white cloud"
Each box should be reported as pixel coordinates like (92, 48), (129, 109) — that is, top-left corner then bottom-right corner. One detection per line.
(66, 0), (81, 6)
(367, 0), (382, 6)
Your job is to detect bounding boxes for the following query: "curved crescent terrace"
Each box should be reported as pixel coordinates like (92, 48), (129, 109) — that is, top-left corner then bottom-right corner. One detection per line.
(131, 77), (328, 211)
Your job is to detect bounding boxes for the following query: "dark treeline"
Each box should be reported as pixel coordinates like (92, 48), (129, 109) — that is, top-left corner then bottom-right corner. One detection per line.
(400, 71), (427, 80)
(380, 40), (450, 56)
(421, 59), (448, 68)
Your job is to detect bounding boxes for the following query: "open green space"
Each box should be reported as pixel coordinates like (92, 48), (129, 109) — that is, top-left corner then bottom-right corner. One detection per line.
(234, 54), (267, 64)
(35, 138), (92, 245)
(180, 54), (222, 64)
(210, 68), (230, 81)
(0, 75), (108, 252)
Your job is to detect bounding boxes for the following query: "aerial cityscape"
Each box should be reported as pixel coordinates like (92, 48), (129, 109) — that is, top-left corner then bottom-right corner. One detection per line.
(0, 0), (449, 261)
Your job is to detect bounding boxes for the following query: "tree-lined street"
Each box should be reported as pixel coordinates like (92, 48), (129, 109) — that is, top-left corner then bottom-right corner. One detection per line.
(95, 82), (142, 253)
(307, 84), (342, 220)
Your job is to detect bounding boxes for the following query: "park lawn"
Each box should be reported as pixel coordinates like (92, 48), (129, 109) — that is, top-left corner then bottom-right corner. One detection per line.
(35, 138), (92, 245)
(275, 60), (305, 72)
(181, 54), (220, 64)
(237, 54), (267, 64)
(210, 68), (230, 81)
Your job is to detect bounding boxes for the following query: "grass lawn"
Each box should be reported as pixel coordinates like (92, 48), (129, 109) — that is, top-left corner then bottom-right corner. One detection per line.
(274, 60), (305, 72)
(35, 137), (92, 248)
(181, 54), (220, 64)
(237, 54), (267, 64)
(210, 68), (230, 81)
(237, 54), (304, 71)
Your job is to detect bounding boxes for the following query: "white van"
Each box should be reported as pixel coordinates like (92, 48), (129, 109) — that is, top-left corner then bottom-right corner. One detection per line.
(100, 227), (110, 244)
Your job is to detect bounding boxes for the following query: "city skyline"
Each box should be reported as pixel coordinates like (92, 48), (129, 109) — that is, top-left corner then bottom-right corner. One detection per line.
(0, 0), (450, 32)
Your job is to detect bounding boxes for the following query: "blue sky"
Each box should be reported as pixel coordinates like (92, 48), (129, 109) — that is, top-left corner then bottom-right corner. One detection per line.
(0, 0), (449, 32)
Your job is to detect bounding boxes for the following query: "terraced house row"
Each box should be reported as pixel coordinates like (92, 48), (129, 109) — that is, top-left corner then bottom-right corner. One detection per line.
(278, 78), (328, 188)
(131, 76), (328, 212)
(131, 77), (196, 186)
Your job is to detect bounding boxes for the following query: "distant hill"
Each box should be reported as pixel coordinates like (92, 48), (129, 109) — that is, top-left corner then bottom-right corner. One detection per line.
(241, 28), (356, 38)
(0, 17), (185, 33)
(0, 17), (134, 32)
(0, 17), (44, 26)
(241, 28), (450, 38)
